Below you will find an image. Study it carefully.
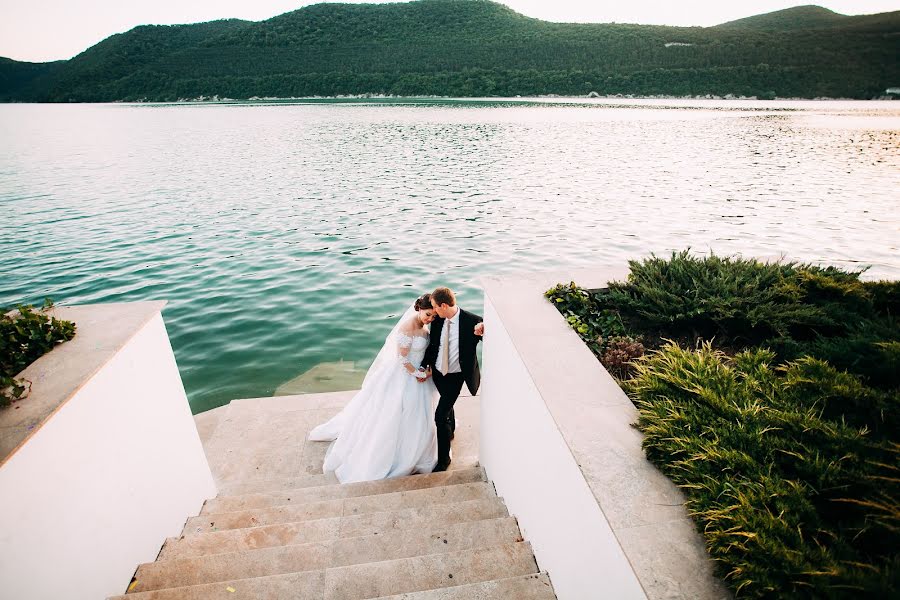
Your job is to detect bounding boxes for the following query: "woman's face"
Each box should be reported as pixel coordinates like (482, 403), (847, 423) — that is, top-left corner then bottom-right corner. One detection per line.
(418, 308), (436, 324)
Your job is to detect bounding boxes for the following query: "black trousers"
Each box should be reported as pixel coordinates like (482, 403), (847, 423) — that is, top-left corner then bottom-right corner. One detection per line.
(432, 370), (465, 465)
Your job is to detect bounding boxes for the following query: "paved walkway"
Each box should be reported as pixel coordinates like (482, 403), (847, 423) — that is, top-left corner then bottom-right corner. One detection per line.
(195, 390), (481, 486)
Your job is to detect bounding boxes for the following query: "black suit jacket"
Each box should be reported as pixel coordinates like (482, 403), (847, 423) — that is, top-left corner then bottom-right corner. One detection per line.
(424, 308), (483, 396)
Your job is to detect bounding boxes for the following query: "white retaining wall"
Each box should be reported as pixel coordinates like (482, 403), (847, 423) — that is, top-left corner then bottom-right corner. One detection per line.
(0, 306), (216, 600)
(481, 296), (647, 600)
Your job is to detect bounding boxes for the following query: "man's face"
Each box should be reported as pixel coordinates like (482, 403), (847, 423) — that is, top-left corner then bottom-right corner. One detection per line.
(431, 299), (452, 319)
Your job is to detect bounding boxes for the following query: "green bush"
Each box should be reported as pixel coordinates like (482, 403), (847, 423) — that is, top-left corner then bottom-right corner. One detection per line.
(606, 251), (880, 346)
(772, 318), (900, 393)
(1, 300), (77, 407)
(545, 282), (629, 366)
(627, 343), (898, 597)
(550, 251), (900, 391)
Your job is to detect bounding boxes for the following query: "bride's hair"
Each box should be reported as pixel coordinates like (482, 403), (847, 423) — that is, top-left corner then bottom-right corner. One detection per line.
(413, 294), (433, 311)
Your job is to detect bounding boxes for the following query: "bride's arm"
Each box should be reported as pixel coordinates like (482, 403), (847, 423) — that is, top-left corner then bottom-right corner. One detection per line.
(397, 335), (418, 375)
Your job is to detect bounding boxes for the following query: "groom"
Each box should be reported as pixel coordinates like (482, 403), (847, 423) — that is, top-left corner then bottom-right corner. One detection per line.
(423, 286), (484, 472)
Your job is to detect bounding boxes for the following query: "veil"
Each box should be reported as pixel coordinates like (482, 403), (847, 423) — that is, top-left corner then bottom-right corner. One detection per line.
(361, 302), (420, 390)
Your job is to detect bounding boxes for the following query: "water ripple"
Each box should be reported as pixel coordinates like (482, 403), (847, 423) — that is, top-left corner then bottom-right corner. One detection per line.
(1, 100), (898, 412)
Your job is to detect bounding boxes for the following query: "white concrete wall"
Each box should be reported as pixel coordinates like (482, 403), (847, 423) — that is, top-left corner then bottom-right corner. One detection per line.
(480, 296), (647, 600)
(0, 312), (216, 599)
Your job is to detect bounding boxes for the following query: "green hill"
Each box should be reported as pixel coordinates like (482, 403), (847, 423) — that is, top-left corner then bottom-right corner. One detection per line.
(0, 57), (65, 98)
(716, 5), (849, 30)
(717, 4), (900, 32)
(2, 0), (898, 101)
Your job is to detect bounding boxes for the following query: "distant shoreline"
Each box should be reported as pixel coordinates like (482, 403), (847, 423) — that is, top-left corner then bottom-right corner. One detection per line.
(3, 94), (898, 106)
(99, 93), (900, 105)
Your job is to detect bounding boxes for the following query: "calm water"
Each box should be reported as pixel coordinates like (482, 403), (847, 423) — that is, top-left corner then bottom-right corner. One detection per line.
(2, 98), (898, 413)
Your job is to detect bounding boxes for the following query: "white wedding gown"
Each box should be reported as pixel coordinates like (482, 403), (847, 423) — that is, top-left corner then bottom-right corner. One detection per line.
(308, 331), (438, 483)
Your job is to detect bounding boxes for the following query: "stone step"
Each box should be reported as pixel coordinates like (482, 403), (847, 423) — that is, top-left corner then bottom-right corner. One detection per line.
(181, 496), (507, 540)
(337, 497), (509, 539)
(447, 455), (479, 470)
(163, 517), (338, 561)
(132, 518), (524, 591)
(170, 497), (509, 560)
(114, 542), (537, 599)
(326, 541), (539, 600)
(229, 391), (355, 413)
(185, 481), (495, 534)
(216, 472), (338, 496)
(193, 404), (230, 447)
(202, 466), (486, 514)
(167, 488), (517, 558)
(199, 395), (348, 484)
(165, 517), (341, 560)
(372, 572), (556, 599)
(114, 571), (321, 600)
(157, 508), (515, 561)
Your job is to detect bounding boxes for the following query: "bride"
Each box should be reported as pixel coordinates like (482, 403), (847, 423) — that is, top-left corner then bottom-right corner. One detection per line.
(308, 294), (439, 483)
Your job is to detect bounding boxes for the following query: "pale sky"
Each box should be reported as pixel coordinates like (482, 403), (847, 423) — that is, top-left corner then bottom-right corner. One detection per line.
(1, 0), (898, 63)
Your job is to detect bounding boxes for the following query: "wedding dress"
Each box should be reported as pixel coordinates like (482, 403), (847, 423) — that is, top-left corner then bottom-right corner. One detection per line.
(308, 306), (439, 483)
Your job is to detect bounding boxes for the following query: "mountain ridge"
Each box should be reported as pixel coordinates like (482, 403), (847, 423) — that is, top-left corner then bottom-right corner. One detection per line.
(2, 0), (898, 101)
(717, 5), (847, 29)
(717, 4), (900, 32)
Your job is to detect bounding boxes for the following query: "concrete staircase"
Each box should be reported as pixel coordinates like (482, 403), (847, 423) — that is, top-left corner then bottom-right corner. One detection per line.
(109, 392), (556, 600)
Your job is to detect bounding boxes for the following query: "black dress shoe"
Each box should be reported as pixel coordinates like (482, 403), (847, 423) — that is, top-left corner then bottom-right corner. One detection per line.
(433, 460), (450, 472)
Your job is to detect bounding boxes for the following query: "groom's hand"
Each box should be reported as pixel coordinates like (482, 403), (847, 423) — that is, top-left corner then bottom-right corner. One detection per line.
(474, 323), (485, 336)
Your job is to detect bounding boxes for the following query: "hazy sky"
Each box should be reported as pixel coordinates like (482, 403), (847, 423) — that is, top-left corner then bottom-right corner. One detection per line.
(2, 0), (898, 62)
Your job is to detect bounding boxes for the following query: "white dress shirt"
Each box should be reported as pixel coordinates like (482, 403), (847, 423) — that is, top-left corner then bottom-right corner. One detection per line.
(437, 308), (462, 374)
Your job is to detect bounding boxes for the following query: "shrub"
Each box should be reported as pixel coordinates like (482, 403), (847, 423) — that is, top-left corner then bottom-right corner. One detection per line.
(546, 282), (633, 374)
(1, 300), (77, 407)
(605, 250), (880, 346)
(601, 336), (645, 379)
(771, 318), (900, 392)
(627, 343), (898, 598)
(546, 251), (899, 597)
(550, 252), (900, 391)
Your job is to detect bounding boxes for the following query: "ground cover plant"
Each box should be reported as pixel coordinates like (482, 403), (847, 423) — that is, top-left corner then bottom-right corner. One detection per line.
(1, 300), (76, 406)
(546, 251), (899, 598)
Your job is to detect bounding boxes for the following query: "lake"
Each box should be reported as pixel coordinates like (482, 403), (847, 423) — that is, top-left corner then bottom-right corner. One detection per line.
(1, 98), (898, 413)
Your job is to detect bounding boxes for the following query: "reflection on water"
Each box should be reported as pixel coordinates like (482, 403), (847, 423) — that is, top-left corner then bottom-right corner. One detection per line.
(1, 99), (898, 412)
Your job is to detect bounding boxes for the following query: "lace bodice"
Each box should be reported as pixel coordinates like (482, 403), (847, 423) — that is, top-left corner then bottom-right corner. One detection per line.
(397, 332), (430, 369)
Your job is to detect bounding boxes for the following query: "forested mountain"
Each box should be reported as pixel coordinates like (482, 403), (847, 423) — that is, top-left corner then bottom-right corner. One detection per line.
(717, 5), (851, 30)
(1, 0), (898, 101)
(0, 58), (65, 97)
